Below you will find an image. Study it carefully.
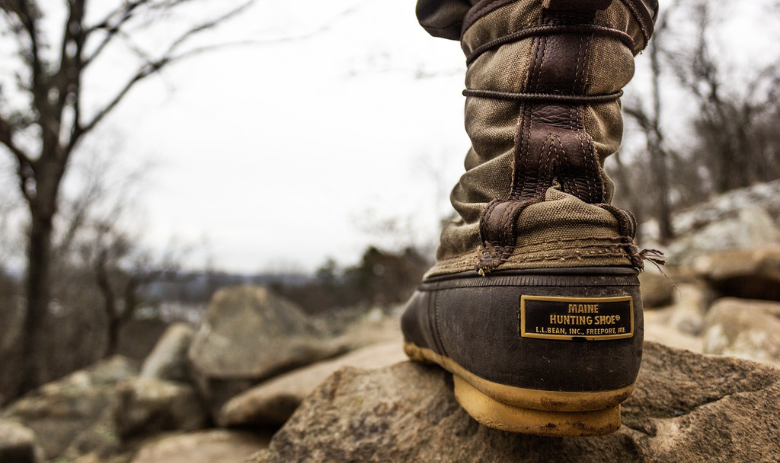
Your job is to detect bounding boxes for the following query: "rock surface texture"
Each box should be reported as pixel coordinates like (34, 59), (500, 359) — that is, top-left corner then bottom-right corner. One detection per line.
(249, 342), (780, 463)
(704, 298), (780, 367)
(666, 284), (710, 336)
(219, 340), (406, 427)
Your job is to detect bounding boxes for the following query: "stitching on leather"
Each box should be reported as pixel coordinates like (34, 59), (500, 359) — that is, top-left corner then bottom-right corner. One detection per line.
(500, 202), (518, 243)
(541, 133), (554, 195)
(575, 34), (586, 94)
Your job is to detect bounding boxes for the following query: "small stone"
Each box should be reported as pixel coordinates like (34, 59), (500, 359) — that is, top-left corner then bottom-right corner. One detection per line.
(0, 419), (43, 463)
(130, 430), (271, 463)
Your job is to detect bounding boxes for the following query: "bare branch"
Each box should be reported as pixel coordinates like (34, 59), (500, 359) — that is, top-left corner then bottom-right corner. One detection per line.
(74, 59), (158, 142)
(0, 113), (32, 166)
(11, 1), (44, 100)
(83, 0), (152, 67)
(0, 116), (35, 203)
(164, 0), (254, 56)
(76, 0), (255, 144)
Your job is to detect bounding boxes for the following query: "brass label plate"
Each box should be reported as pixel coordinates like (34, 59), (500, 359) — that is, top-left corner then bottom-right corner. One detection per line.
(520, 295), (634, 341)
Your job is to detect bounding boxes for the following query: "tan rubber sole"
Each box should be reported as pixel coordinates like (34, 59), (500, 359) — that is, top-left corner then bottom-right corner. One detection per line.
(404, 342), (631, 436)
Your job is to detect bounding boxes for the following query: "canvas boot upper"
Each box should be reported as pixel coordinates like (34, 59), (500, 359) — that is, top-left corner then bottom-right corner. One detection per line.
(418, 0), (659, 277)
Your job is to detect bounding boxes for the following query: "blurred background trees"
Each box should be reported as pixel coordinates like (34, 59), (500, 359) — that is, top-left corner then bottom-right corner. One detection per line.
(0, 0), (252, 396)
(613, 0), (780, 244)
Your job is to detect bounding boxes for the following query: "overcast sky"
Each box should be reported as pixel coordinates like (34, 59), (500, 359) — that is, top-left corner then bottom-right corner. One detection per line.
(1, 0), (777, 275)
(87, 0), (469, 274)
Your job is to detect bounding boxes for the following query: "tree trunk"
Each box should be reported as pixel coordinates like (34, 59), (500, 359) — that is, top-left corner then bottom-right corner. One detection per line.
(105, 317), (121, 358)
(20, 204), (55, 393)
(611, 151), (645, 244)
(95, 249), (120, 358)
(650, 145), (674, 244)
(20, 153), (65, 394)
(648, 38), (674, 244)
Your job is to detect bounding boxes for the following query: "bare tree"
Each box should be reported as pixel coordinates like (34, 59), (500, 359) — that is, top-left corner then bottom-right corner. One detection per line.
(0, 0), (253, 393)
(607, 149), (647, 244)
(618, 0), (780, 245)
(668, 1), (780, 193)
(85, 224), (189, 358)
(59, 144), (188, 359)
(623, 1), (679, 244)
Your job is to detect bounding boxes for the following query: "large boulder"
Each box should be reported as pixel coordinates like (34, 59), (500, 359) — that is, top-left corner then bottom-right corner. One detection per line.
(658, 180), (780, 266)
(250, 342), (780, 462)
(188, 286), (343, 413)
(694, 247), (780, 301)
(0, 419), (43, 463)
(219, 340), (406, 427)
(130, 430), (271, 463)
(116, 378), (207, 439)
(668, 206), (780, 267)
(1, 356), (137, 460)
(703, 298), (780, 367)
(140, 323), (197, 383)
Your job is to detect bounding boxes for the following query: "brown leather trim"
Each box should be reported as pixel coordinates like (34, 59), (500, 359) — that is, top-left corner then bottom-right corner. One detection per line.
(517, 9), (604, 205)
(462, 89), (623, 104)
(466, 24), (634, 65)
(617, 0), (655, 44)
(461, 0), (521, 37)
(476, 7), (607, 273)
(461, 0), (657, 51)
(543, 0), (612, 11)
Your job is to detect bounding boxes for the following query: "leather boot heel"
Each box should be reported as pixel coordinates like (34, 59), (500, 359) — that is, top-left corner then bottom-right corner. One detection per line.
(401, 267), (643, 436)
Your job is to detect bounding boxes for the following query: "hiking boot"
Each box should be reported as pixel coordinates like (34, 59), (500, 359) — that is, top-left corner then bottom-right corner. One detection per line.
(403, 0), (659, 436)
